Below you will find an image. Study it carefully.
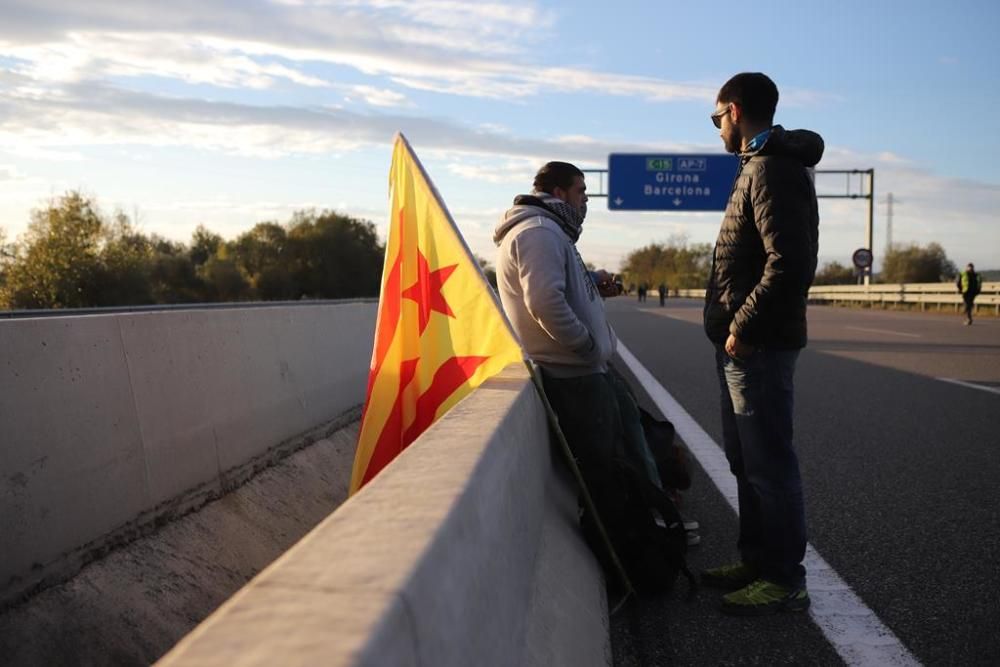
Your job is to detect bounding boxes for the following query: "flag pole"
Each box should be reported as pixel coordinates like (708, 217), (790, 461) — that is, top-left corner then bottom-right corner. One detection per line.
(394, 133), (633, 604)
(523, 359), (635, 609)
(393, 133), (524, 353)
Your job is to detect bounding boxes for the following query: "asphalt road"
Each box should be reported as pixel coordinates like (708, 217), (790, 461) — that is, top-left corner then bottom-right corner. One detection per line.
(605, 298), (1000, 666)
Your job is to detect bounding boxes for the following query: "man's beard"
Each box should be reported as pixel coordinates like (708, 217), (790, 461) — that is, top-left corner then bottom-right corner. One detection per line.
(723, 127), (742, 154)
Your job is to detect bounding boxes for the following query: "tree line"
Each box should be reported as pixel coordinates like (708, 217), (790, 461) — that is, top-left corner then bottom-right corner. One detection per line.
(0, 192), (968, 311)
(813, 242), (957, 285)
(0, 192), (384, 310)
(620, 236), (961, 290)
(617, 236), (713, 291)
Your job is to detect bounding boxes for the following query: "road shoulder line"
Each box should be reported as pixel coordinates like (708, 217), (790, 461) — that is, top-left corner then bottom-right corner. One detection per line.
(616, 341), (921, 667)
(936, 377), (1000, 396)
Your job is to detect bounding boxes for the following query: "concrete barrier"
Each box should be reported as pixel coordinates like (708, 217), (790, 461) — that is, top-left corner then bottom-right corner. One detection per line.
(157, 365), (609, 667)
(0, 302), (377, 608)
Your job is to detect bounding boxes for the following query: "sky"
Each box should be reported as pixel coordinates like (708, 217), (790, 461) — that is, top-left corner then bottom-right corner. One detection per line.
(1, 0), (998, 273)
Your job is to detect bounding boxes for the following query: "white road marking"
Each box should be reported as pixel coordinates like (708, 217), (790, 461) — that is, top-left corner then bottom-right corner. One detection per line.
(642, 310), (700, 323)
(936, 377), (1000, 396)
(616, 341), (922, 667)
(845, 326), (921, 338)
(815, 306), (1000, 326)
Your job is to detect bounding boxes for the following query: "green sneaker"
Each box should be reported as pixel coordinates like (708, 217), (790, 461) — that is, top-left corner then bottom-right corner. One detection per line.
(721, 579), (810, 616)
(700, 562), (758, 590)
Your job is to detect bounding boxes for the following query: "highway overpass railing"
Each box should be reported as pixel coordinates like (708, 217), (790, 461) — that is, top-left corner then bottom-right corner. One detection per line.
(672, 282), (999, 314)
(806, 282), (1000, 313)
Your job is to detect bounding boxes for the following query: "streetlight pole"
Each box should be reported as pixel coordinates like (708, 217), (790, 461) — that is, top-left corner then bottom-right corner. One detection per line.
(865, 169), (874, 285)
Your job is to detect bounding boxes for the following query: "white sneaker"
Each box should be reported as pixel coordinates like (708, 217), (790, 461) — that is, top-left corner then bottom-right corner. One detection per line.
(686, 531), (701, 547)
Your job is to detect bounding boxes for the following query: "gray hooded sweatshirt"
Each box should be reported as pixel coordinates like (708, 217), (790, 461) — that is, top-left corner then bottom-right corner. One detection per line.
(493, 196), (617, 377)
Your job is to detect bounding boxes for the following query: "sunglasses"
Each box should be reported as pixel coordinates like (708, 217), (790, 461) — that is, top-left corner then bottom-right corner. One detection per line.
(711, 105), (732, 129)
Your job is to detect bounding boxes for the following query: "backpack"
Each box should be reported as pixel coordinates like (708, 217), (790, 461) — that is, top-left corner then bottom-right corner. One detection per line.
(638, 406), (691, 492)
(580, 457), (697, 599)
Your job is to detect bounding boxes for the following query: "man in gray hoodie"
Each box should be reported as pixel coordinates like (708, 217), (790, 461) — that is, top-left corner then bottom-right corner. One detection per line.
(494, 161), (662, 531)
(494, 162), (617, 377)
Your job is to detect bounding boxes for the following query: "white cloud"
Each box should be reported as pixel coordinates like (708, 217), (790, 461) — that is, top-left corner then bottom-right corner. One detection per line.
(875, 151), (911, 165)
(0, 165), (23, 181)
(3, 31), (330, 89)
(0, 81), (713, 163)
(349, 85), (410, 108)
(0, 1), (798, 106)
(445, 158), (537, 184)
(146, 198), (325, 213)
(3, 146), (85, 162)
(357, 0), (548, 29)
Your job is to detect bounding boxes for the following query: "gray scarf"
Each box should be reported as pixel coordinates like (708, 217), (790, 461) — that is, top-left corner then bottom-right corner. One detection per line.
(521, 190), (587, 242)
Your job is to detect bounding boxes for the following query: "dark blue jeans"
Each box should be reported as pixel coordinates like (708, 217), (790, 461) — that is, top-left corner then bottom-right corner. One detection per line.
(716, 345), (806, 588)
(541, 369), (663, 502)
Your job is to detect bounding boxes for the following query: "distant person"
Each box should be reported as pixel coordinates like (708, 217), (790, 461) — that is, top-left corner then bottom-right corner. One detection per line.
(659, 282), (667, 306)
(701, 72), (822, 615)
(957, 263), (982, 325)
(637, 283), (647, 303)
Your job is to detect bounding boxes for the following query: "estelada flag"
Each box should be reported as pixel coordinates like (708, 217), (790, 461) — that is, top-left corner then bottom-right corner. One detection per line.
(349, 134), (523, 494)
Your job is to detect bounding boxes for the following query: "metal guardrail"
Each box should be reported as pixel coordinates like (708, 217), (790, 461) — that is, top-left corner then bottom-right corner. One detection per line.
(807, 282), (1000, 314)
(4, 284), (996, 319)
(672, 283), (1000, 314)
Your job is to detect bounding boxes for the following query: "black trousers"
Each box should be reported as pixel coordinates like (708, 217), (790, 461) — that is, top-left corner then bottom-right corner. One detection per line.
(963, 294), (976, 320)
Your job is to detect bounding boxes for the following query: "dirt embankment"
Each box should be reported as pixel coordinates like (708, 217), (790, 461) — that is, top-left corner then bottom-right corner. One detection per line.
(0, 422), (359, 666)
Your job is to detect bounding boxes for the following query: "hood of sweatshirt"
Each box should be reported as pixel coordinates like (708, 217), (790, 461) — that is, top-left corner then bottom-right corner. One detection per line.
(493, 195), (566, 246)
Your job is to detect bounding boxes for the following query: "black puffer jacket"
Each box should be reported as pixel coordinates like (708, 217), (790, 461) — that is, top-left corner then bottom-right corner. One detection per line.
(704, 126), (824, 348)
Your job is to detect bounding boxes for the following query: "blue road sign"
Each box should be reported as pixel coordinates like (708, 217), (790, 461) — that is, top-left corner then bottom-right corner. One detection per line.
(607, 153), (739, 211)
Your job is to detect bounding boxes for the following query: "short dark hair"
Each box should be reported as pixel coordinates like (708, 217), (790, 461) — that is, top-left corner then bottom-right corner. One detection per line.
(534, 161), (584, 193)
(717, 72), (779, 125)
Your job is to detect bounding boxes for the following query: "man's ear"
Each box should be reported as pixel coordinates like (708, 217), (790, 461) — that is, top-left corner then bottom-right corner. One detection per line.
(551, 186), (566, 201)
(729, 102), (742, 124)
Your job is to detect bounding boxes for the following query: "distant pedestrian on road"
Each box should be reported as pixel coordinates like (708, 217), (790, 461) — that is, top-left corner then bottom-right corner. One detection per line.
(658, 282), (667, 306)
(701, 72), (823, 615)
(957, 263), (982, 325)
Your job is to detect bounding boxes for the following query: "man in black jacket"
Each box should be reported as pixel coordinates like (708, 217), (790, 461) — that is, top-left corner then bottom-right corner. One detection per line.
(700, 72), (823, 615)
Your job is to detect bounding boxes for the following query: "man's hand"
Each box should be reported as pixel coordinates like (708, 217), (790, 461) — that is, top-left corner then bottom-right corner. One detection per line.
(593, 270), (623, 298)
(725, 333), (754, 360)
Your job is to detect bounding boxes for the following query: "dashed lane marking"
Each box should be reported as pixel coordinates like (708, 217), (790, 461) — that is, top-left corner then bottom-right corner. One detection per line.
(845, 326), (921, 338)
(617, 341), (922, 667)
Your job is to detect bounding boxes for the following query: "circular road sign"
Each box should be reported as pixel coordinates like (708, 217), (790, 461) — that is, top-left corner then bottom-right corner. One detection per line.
(852, 248), (873, 270)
